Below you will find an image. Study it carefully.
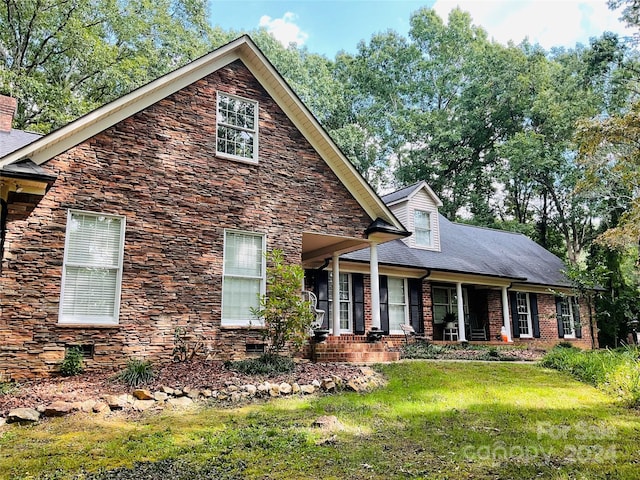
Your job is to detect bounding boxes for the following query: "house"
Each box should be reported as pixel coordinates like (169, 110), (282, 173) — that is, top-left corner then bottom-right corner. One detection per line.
(0, 36), (592, 378)
(306, 181), (594, 361)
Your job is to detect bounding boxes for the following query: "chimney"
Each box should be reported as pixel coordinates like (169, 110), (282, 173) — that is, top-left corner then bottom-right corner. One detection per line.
(0, 95), (17, 133)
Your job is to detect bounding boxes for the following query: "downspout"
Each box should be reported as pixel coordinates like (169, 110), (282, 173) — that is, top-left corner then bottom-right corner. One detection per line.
(0, 199), (7, 274)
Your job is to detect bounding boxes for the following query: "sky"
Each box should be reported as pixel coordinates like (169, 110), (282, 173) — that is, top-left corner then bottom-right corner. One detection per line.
(208, 0), (635, 57)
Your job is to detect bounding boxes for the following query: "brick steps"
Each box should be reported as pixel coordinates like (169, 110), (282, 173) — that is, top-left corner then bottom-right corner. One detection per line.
(311, 341), (400, 363)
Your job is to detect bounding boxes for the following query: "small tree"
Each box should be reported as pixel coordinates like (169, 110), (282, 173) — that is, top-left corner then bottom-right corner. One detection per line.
(251, 249), (315, 355)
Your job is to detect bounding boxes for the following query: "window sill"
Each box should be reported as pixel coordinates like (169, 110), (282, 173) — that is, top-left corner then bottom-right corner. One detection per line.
(56, 323), (120, 329)
(215, 151), (259, 165)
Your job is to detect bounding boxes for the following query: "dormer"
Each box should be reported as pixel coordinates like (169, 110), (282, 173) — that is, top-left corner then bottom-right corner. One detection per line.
(382, 181), (443, 252)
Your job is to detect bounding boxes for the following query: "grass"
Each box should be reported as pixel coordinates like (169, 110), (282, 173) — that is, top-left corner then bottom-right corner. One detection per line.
(1, 361), (639, 479)
(541, 345), (640, 407)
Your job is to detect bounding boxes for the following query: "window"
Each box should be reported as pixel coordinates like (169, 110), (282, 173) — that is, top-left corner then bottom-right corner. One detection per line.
(59, 211), (125, 324)
(414, 210), (432, 247)
(559, 298), (576, 338)
(222, 231), (265, 325)
(515, 292), (533, 337)
(388, 277), (408, 333)
(216, 92), (258, 162)
(328, 272), (352, 332)
(432, 286), (468, 324)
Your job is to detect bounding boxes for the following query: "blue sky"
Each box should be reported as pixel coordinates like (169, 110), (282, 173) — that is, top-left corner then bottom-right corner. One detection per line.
(208, 0), (633, 57)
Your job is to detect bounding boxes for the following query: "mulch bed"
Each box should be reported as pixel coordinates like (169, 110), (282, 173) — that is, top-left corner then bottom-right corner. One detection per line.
(0, 360), (366, 416)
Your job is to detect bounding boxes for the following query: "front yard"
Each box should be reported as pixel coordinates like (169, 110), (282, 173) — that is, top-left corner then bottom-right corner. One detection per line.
(1, 361), (639, 479)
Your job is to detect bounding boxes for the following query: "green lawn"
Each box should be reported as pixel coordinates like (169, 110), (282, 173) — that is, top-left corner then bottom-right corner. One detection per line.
(2, 361), (639, 480)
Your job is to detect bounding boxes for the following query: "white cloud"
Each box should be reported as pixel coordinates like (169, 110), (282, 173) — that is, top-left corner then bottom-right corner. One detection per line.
(259, 12), (309, 47)
(432, 0), (633, 50)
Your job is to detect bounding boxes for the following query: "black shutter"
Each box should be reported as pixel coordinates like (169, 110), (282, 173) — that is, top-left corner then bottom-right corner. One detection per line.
(573, 298), (582, 338)
(555, 296), (565, 338)
(530, 293), (540, 338)
(352, 273), (365, 335)
(316, 270), (330, 330)
(379, 275), (389, 334)
(409, 278), (424, 333)
(509, 292), (520, 338)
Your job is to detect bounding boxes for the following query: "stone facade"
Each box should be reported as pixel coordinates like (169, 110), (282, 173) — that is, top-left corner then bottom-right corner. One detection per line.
(0, 60), (374, 379)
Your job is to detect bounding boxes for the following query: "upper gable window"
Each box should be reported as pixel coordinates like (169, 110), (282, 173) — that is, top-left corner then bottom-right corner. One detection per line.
(414, 210), (432, 247)
(216, 92), (258, 163)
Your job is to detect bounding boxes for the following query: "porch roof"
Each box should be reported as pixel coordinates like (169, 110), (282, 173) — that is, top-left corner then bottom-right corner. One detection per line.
(343, 214), (573, 288)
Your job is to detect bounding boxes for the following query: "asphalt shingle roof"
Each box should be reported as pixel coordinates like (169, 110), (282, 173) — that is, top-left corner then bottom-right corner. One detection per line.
(344, 214), (571, 287)
(0, 129), (41, 158)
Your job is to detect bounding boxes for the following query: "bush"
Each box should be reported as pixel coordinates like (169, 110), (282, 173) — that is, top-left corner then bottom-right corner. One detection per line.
(116, 359), (155, 387)
(60, 347), (84, 377)
(224, 354), (295, 375)
(541, 345), (640, 407)
(401, 343), (448, 359)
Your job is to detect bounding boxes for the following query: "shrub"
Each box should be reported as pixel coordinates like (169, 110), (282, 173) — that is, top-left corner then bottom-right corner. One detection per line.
(116, 359), (155, 387)
(0, 373), (16, 396)
(224, 354), (295, 375)
(250, 250), (315, 355)
(401, 343), (448, 359)
(60, 347), (84, 377)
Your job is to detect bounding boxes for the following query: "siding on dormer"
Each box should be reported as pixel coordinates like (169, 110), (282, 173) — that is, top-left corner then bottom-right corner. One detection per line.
(389, 188), (441, 252)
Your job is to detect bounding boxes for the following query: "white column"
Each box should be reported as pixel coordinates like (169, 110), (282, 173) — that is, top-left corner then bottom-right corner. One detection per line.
(332, 253), (340, 337)
(456, 282), (467, 342)
(370, 243), (381, 330)
(501, 286), (513, 342)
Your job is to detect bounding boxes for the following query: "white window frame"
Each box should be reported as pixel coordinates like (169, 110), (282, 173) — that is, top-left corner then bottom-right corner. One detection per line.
(388, 277), (409, 334)
(414, 209), (432, 248)
(559, 298), (576, 338)
(216, 92), (259, 164)
(59, 210), (126, 325)
(328, 272), (352, 333)
(432, 286), (468, 324)
(221, 230), (266, 326)
(515, 292), (533, 338)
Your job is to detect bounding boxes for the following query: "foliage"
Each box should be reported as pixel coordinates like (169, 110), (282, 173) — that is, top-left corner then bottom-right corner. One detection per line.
(3, 362), (639, 479)
(224, 353), (295, 375)
(401, 342), (449, 359)
(0, 0), (212, 133)
(59, 347), (84, 377)
(250, 249), (315, 355)
(541, 345), (640, 406)
(172, 327), (205, 362)
(116, 359), (155, 387)
(0, 375), (16, 395)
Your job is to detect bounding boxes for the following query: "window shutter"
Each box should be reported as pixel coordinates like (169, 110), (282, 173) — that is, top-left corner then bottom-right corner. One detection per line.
(379, 275), (389, 334)
(573, 298), (582, 338)
(409, 278), (424, 333)
(509, 292), (520, 338)
(316, 270), (330, 329)
(555, 297), (565, 338)
(530, 294), (540, 338)
(352, 273), (365, 335)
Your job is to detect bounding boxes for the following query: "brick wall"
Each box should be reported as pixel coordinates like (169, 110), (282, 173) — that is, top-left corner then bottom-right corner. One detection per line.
(0, 60), (373, 379)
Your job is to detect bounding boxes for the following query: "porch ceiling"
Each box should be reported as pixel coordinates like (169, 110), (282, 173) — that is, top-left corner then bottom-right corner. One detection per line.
(302, 232), (370, 267)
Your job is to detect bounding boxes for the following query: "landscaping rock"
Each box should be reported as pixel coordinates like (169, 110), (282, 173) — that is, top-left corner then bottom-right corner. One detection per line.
(167, 396), (193, 408)
(187, 389), (200, 399)
(133, 400), (155, 411)
(153, 392), (169, 402)
(269, 384), (280, 397)
(160, 386), (175, 395)
(279, 382), (292, 395)
(244, 385), (257, 396)
(346, 379), (362, 392)
(104, 394), (130, 410)
(133, 389), (153, 400)
(292, 383), (301, 394)
(321, 379), (336, 392)
(43, 401), (74, 417)
(312, 379), (321, 387)
(300, 384), (315, 394)
(76, 400), (97, 413)
(0, 417), (6, 427)
(7, 408), (40, 423)
(93, 401), (110, 414)
(202, 389), (213, 398)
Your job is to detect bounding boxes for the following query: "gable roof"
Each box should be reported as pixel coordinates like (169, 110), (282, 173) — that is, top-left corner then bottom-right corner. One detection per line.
(0, 129), (41, 157)
(382, 181), (443, 207)
(343, 214), (572, 288)
(0, 35), (406, 235)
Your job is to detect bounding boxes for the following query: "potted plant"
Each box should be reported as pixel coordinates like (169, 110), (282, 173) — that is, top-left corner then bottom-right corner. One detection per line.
(367, 327), (384, 343)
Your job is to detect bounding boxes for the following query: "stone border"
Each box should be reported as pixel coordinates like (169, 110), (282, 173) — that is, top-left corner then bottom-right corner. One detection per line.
(2, 367), (383, 424)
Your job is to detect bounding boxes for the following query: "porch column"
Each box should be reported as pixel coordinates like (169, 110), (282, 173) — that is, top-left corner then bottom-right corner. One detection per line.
(332, 253), (340, 337)
(370, 242), (381, 330)
(456, 282), (467, 342)
(501, 286), (513, 342)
